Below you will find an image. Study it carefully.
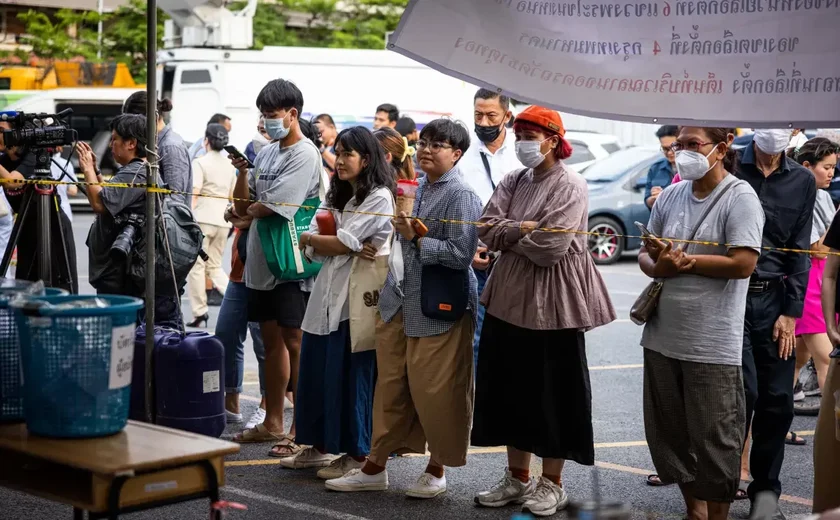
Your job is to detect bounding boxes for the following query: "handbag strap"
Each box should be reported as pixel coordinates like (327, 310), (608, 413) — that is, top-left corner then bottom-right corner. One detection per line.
(686, 177), (739, 243)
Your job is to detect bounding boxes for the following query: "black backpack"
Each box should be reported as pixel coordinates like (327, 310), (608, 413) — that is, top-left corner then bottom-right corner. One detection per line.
(131, 198), (204, 296)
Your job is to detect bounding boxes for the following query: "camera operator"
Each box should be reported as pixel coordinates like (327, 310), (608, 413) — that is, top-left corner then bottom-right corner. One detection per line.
(77, 114), (158, 299)
(0, 120), (79, 293)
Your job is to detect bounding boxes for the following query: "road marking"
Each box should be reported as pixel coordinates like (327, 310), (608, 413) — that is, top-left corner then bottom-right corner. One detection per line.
(225, 486), (374, 520)
(591, 364), (643, 371)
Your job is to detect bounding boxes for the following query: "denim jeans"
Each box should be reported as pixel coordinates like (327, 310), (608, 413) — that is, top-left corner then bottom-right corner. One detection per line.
(216, 281), (265, 395)
(473, 268), (489, 371)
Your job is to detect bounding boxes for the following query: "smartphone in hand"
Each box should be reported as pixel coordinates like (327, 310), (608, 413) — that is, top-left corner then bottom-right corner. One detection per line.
(634, 221), (655, 238)
(224, 145), (255, 169)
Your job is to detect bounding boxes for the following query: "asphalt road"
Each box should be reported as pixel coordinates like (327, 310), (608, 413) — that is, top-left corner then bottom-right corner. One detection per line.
(0, 215), (819, 519)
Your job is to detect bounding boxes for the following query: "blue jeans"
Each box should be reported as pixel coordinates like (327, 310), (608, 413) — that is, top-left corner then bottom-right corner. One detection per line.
(216, 281), (265, 395)
(473, 268), (489, 371)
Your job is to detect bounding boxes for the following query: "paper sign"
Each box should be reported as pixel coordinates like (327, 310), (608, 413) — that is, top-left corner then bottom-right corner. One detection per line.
(109, 324), (135, 390)
(389, 0), (840, 127)
(203, 370), (220, 394)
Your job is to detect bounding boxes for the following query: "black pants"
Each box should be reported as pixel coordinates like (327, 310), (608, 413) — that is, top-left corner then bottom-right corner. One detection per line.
(742, 284), (795, 501)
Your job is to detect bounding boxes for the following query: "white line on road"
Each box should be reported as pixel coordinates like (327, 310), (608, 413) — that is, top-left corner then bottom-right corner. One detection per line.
(225, 486), (374, 520)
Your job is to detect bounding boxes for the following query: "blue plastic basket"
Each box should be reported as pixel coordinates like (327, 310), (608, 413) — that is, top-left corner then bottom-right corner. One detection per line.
(13, 294), (143, 438)
(0, 282), (67, 423)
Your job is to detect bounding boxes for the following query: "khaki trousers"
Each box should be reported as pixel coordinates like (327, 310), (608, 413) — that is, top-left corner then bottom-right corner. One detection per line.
(187, 223), (229, 316)
(370, 311), (474, 467)
(813, 359), (840, 513)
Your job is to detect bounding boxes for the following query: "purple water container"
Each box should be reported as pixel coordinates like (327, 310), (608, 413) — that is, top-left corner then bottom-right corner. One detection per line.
(154, 331), (226, 438)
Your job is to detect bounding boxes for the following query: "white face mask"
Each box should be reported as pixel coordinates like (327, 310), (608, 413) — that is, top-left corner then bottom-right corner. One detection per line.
(675, 144), (720, 181)
(252, 132), (270, 155)
(753, 129), (791, 155)
(515, 138), (552, 168)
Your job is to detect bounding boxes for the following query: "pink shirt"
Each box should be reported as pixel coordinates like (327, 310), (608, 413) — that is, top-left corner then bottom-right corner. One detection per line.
(672, 173), (682, 183)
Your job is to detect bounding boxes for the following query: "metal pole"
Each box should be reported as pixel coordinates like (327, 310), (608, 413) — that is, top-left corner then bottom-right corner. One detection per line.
(144, 0), (158, 424)
(97, 0), (103, 59)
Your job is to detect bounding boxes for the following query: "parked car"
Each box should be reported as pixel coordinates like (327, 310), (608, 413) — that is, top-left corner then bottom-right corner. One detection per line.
(584, 146), (662, 265)
(565, 131), (622, 172)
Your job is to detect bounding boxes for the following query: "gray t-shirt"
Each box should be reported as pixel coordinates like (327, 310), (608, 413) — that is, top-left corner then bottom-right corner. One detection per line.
(641, 174), (765, 366)
(245, 138), (322, 291)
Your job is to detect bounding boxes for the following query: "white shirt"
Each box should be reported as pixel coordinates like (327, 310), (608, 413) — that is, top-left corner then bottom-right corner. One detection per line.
(50, 153), (74, 222)
(301, 187), (394, 336)
(458, 128), (523, 206)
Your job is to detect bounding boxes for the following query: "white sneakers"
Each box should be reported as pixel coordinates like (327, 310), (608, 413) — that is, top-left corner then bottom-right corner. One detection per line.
(474, 470), (536, 507)
(278, 447), (337, 469)
(520, 477), (570, 517)
(475, 471), (569, 517)
(317, 455), (364, 480)
(244, 407), (266, 430)
(406, 472), (447, 499)
(225, 409), (243, 424)
(325, 468), (389, 492)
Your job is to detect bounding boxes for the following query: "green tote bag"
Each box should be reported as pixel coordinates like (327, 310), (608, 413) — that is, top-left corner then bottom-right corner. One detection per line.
(257, 168), (330, 281)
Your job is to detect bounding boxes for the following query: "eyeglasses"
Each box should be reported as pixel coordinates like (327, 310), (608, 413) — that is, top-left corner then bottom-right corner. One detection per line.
(415, 140), (453, 153)
(661, 146), (674, 154)
(671, 141), (715, 153)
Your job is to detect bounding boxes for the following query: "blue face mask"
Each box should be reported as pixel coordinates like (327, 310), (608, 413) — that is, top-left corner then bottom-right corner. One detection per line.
(264, 111), (292, 140)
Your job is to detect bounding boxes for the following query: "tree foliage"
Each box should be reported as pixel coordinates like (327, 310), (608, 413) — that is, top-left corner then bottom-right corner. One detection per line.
(7, 0), (409, 79)
(15, 9), (101, 61)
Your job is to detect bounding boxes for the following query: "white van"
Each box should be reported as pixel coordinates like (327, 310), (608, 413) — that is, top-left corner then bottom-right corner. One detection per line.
(157, 46), (479, 148)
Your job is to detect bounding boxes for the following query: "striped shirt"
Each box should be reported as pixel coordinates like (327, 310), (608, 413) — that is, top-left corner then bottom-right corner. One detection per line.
(379, 165), (483, 337)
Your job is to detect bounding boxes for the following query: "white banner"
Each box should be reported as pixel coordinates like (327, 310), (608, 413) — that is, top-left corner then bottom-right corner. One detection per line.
(389, 0), (840, 127)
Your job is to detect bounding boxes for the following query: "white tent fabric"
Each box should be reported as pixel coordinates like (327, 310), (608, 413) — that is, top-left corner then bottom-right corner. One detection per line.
(389, 0), (840, 127)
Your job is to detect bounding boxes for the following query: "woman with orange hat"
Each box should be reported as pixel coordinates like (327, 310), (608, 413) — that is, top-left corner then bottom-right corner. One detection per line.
(471, 106), (616, 517)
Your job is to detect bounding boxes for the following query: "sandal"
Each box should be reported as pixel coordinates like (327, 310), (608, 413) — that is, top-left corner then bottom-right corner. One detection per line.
(269, 434), (303, 458)
(646, 474), (666, 487)
(785, 431), (806, 446)
(735, 481), (749, 500)
(233, 424), (285, 444)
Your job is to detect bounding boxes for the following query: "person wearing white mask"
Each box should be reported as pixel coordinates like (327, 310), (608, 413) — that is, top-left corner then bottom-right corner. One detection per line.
(471, 106), (615, 517)
(636, 126), (764, 520)
(245, 117), (270, 164)
(734, 128), (817, 517)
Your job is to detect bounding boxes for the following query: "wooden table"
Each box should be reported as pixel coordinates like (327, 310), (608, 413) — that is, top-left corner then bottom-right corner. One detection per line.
(0, 420), (240, 519)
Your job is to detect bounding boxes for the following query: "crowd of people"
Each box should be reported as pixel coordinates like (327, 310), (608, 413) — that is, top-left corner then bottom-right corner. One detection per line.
(0, 75), (839, 519)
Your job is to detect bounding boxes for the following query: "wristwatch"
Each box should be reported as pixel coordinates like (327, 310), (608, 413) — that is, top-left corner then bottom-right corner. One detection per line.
(410, 235), (420, 248)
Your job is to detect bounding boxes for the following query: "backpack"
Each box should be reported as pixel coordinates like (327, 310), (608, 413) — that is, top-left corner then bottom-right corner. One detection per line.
(131, 198), (204, 296)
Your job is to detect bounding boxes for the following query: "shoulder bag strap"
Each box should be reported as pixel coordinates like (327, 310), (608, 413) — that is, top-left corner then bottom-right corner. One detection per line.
(480, 151), (496, 190)
(686, 178), (739, 243)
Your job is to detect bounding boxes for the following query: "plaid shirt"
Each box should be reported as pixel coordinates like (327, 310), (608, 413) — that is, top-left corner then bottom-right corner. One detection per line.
(379, 165), (483, 337)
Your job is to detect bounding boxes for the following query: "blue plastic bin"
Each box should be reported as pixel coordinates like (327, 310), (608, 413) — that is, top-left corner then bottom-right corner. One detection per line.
(0, 282), (67, 423)
(13, 294), (143, 438)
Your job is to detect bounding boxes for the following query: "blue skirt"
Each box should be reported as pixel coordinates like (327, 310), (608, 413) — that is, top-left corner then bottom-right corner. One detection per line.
(295, 321), (376, 456)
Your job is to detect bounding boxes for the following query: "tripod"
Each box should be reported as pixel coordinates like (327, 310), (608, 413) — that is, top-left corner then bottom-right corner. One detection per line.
(0, 148), (77, 293)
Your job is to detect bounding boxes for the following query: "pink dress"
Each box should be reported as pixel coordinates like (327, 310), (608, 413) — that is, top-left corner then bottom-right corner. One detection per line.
(795, 190), (836, 336)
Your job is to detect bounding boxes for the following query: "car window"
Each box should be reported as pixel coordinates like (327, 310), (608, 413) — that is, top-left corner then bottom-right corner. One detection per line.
(566, 140), (596, 164)
(602, 142), (621, 154)
(583, 148), (659, 182)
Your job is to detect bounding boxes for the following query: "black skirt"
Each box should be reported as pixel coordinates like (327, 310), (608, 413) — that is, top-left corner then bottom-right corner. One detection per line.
(471, 313), (595, 465)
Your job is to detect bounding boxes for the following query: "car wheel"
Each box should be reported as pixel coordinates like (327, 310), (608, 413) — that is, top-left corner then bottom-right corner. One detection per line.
(588, 216), (624, 265)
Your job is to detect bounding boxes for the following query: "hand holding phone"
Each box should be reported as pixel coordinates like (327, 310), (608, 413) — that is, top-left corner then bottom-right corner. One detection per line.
(224, 145), (255, 169)
(634, 221), (655, 238)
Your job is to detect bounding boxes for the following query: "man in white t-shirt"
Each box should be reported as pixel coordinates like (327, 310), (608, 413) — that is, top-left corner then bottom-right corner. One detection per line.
(457, 88), (524, 369)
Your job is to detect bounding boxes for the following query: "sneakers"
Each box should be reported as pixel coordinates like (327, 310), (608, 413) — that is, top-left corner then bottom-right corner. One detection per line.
(793, 382), (805, 402)
(325, 468), (389, 492)
(521, 477), (570, 517)
(317, 455), (364, 480)
(406, 472), (447, 499)
(245, 407), (266, 430)
(475, 470), (536, 507)
(278, 447), (337, 469)
(225, 409), (243, 424)
(800, 360), (821, 397)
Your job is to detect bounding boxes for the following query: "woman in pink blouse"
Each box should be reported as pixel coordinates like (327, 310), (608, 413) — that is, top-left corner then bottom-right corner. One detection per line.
(471, 106), (616, 516)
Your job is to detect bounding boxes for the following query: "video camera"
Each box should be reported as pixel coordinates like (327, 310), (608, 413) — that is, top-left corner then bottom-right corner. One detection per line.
(0, 108), (77, 149)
